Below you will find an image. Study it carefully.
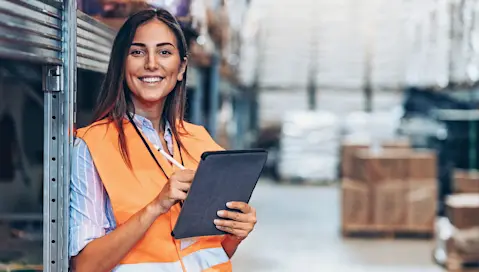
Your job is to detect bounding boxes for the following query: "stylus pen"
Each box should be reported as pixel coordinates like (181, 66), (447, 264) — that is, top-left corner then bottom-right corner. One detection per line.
(159, 149), (187, 207)
(159, 149), (186, 170)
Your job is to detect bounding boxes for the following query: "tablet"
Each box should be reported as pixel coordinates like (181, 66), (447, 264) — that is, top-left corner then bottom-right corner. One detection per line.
(171, 149), (268, 240)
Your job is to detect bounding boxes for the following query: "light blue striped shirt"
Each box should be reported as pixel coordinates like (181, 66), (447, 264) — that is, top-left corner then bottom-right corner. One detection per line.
(69, 114), (173, 257)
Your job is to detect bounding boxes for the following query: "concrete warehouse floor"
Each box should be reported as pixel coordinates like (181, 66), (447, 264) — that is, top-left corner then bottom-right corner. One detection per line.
(231, 180), (444, 272)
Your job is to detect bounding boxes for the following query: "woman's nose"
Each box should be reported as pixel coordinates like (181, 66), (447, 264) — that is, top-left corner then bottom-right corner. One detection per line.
(145, 53), (159, 70)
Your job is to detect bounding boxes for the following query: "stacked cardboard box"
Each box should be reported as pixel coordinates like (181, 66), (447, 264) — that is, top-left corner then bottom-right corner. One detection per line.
(406, 152), (438, 232)
(444, 194), (479, 269)
(341, 147), (437, 234)
(340, 139), (410, 179)
(447, 194), (479, 229)
(453, 170), (479, 194)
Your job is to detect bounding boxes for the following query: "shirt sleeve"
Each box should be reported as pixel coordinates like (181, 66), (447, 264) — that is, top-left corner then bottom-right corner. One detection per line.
(69, 137), (114, 257)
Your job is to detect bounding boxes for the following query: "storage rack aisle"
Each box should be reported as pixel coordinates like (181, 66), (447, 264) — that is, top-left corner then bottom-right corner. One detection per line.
(0, 0), (257, 271)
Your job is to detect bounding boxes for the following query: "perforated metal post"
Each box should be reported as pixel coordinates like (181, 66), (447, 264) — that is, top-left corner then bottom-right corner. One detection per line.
(43, 0), (77, 271)
(43, 64), (62, 272)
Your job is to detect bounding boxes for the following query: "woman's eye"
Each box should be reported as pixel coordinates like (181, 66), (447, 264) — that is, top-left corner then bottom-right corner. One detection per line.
(130, 50), (144, 56)
(159, 50), (171, 55)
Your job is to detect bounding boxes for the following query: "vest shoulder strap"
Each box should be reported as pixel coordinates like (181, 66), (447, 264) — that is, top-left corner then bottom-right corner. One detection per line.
(75, 119), (111, 140)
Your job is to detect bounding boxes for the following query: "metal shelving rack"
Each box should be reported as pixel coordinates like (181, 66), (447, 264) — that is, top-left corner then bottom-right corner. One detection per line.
(0, 0), (115, 270)
(0, 1), (256, 270)
(0, 0), (63, 64)
(76, 10), (115, 73)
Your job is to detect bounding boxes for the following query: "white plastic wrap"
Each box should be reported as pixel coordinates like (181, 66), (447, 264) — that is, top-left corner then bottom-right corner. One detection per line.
(403, 0), (451, 88)
(253, 0), (479, 90)
(189, 0), (215, 54)
(255, 0), (315, 89)
(221, 0), (249, 70)
(341, 108), (403, 144)
(449, 0), (479, 84)
(278, 111), (340, 182)
(237, 4), (263, 86)
(434, 217), (454, 265)
(313, 0), (365, 90)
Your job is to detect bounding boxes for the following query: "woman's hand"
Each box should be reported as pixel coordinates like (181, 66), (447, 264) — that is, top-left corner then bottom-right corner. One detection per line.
(148, 169), (195, 217)
(214, 202), (257, 241)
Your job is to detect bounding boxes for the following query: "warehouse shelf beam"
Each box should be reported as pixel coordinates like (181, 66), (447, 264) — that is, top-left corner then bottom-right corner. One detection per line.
(258, 84), (402, 92)
(0, 213), (43, 222)
(0, 1), (116, 75)
(76, 10), (116, 73)
(0, 0), (63, 65)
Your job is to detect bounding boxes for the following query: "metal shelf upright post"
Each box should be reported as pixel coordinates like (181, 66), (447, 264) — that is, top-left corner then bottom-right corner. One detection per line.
(207, 52), (221, 138)
(188, 66), (205, 125)
(43, 2), (115, 271)
(43, 0), (77, 271)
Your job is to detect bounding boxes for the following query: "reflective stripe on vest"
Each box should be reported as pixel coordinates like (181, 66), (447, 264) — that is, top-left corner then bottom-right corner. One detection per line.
(112, 247), (229, 272)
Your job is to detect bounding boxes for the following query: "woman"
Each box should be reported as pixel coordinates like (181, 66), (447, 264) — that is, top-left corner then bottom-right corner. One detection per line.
(69, 9), (257, 272)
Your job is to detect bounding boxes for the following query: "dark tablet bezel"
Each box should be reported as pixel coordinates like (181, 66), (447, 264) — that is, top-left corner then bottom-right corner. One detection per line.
(200, 149), (267, 160)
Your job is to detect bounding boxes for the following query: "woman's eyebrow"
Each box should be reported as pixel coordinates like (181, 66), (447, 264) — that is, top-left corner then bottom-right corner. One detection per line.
(130, 42), (176, 48)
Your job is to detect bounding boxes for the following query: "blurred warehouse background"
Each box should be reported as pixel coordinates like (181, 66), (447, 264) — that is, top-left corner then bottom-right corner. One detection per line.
(0, 0), (479, 271)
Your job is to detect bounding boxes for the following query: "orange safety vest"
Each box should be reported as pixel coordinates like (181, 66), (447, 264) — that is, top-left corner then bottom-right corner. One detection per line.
(75, 119), (232, 272)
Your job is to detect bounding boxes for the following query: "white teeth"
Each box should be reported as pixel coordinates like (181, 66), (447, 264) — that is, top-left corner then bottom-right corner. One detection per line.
(141, 77), (162, 83)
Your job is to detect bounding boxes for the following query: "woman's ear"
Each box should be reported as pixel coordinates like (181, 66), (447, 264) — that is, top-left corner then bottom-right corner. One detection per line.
(177, 57), (188, 82)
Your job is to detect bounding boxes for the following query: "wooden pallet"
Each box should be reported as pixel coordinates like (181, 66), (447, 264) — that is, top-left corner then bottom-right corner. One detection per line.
(342, 224), (434, 239)
(279, 177), (337, 186)
(447, 253), (479, 272)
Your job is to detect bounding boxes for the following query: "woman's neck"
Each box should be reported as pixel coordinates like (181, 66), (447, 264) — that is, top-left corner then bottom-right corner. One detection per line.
(133, 100), (165, 133)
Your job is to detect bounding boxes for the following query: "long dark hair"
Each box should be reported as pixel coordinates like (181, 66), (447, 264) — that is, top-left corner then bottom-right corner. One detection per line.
(92, 9), (189, 166)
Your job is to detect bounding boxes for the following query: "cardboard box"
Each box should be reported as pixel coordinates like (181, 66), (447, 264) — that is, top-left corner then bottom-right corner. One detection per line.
(447, 229), (479, 262)
(352, 149), (410, 183)
(340, 140), (410, 179)
(406, 151), (437, 180)
(340, 143), (363, 179)
(350, 149), (438, 183)
(406, 181), (437, 229)
(454, 170), (479, 193)
(341, 179), (370, 227)
(447, 194), (479, 229)
(373, 181), (407, 227)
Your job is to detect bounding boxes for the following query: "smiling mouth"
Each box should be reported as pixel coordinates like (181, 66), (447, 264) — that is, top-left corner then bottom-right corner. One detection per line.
(139, 76), (164, 84)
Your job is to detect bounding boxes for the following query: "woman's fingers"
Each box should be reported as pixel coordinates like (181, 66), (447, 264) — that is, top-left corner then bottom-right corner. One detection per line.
(216, 210), (253, 223)
(172, 181), (190, 193)
(165, 190), (188, 202)
(214, 219), (251, 230)
(215, 225), (249, 238)
(217, 202), (257, 224)
(171, 170), (195, 184)
(215, 202), (258, 241)
(226, 201), (254, 214)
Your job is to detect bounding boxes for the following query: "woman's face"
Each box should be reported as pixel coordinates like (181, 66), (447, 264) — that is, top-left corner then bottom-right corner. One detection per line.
(125, 19), (186, 105)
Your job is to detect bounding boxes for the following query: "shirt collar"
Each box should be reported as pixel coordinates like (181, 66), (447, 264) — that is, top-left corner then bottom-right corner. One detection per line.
(128, 113), (172, 137)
